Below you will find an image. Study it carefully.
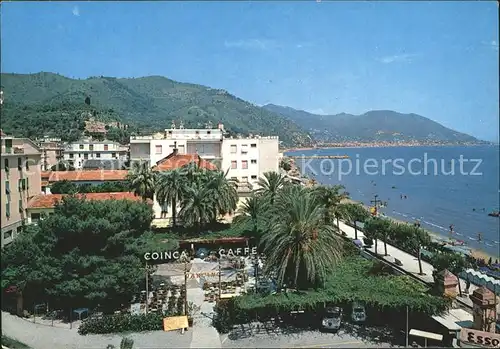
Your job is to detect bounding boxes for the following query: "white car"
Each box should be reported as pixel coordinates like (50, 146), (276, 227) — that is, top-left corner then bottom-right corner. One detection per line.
(351, 302), (367, 323)
(322, 306), (343, 331)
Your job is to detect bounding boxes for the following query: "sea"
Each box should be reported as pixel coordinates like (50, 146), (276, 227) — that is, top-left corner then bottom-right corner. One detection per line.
(286, 145), (500, 258)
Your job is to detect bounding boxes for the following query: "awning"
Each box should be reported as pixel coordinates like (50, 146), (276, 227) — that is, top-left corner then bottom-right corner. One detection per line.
(432, 309), (473, 331)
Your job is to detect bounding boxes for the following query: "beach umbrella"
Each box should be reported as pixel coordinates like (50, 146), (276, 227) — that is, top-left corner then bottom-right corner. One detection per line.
(352, 239), (363, 247)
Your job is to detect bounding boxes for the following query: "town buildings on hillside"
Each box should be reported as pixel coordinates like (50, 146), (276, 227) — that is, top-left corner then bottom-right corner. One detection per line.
(1, 133), (42, 247)
(130, 122), (279, 187)
(63, 139), (129, 169)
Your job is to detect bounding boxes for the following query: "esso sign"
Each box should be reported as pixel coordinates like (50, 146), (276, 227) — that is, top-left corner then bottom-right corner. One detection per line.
(460, 328), (500, 348)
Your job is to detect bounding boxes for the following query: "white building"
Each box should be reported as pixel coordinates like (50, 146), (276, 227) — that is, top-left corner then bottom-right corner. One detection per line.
(129, 123), (279, 186)
(63, 139), (129, 169)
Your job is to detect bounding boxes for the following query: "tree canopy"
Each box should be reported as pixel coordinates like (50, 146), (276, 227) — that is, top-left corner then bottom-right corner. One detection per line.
(1, 196), (163, 313)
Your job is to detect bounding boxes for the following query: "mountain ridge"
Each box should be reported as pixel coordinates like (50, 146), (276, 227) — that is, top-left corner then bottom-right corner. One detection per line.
(0, 72), (312, 146)
(263, 103), (484, 144)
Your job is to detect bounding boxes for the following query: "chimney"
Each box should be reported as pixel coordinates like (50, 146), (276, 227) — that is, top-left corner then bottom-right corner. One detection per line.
(173, 141), (178, 155)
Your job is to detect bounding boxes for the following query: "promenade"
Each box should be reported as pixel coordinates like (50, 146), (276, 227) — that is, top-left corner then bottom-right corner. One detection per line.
(335, 220), (483, 309)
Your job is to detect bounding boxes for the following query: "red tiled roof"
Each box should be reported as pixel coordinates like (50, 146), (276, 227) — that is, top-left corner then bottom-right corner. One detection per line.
(48, 170), (128, 182)
(41, 171), (52, 179)
(28, 192), (150, 209)
(154, 151), (218, 171)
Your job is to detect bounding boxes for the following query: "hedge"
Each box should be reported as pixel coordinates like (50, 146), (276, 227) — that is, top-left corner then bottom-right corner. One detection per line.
(78, 312), (165, 335)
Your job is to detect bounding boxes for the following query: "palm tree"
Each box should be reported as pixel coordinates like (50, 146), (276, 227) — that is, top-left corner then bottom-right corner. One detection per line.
(178, 181), (214, 227)
(126, 161), (156, 201)
(155, 169), (187, 226)
(233, 194), (269, 241)
(260, 186), (344, 289)
(312, 185), (346, 225)
(204, 170), (238, 223)
(255, 171), (286, 205)
(341, 203), (370, 240)
(364, 218), (390, 255)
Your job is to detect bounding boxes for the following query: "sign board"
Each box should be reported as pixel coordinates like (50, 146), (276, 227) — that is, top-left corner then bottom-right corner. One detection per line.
(188, 271), (220, 278)
(163, 316), (189, 332)
(460, 328), (500, 348)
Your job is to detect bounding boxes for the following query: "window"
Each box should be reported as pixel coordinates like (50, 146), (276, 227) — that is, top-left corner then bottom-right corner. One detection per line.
(5, 201), (10, 217)
(155, 145), (162, 154)
(96, 153), (101, 158)
(26, 178), (29, 190)
(251, 175), (257, 180)
(3, 230), (12, 239)
(5, 139), (12, 153)
(84, 154), (89, 160)
(251, 159), (257, 164)
(18, 199), (23, 213)
(17, 157), (22, 170)
(31, 213), (41, 224)
(79, 154), (82, 158)
(79, 144), (84, 150)
(18, 179), (22, 191)
(69, 153), (74, 159)
(5, 180), (10, 194)
(231, 160), (237, 169)
(89, 145), (94, 151)
(230, 177), (237, 181)
(207, 131), (211, 135)
(25, 157), (29, 170)
(230, 145), (237, 154)
(242, 160), (248, 169)
(241, 145), (248, 154)
(241, 176), (248, 183)
(19, 178), (27, 191)
(104, 144), (109, 151)
(250, 143), (257, 148)
(4, 158), (8, 173)
(112, 152), (116, 158)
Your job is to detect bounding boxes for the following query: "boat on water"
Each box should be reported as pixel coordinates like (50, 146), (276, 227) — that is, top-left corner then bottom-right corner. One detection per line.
(488, 211), (499, 217)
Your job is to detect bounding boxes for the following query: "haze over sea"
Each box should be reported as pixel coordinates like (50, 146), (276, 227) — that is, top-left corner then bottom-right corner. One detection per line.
(287, 145), (500, 257)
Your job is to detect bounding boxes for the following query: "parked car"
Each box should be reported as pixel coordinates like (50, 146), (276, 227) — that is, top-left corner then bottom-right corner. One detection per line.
(322, 306), (343, 331)
(351, 302), (367, 323)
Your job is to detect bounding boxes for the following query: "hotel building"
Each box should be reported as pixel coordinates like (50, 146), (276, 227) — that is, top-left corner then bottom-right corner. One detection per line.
(130, 122), (279, 186)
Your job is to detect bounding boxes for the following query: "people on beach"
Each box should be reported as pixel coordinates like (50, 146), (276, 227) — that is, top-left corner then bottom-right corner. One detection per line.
(449, 224), (454, 234)
(477, 232), (482, 242)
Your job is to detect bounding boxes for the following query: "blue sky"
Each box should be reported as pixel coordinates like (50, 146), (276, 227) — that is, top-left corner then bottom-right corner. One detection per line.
(1, 1), (499, 141)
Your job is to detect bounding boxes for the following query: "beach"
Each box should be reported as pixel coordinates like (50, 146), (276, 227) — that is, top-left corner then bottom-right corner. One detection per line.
(340, 198), (499, 262)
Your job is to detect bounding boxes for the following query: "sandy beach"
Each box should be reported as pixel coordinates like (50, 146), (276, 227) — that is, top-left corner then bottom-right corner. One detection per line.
(341, 198), (499, 262)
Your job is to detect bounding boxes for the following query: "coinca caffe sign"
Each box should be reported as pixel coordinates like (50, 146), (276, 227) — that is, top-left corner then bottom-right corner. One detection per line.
(460, 328), (500, 348)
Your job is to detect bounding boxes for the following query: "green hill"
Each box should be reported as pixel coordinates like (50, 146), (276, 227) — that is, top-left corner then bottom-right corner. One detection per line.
(263, 104), (483, 144)
(0, 72), (311, 146)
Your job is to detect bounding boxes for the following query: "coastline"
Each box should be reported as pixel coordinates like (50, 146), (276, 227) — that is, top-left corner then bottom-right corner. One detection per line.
(283, 143), (494, 153)
(341, 198), (498, 262)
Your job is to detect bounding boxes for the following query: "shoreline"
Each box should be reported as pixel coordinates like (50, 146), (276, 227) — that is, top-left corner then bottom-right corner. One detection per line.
(283, 143), (495, 153)
(341, 198), (498, 262)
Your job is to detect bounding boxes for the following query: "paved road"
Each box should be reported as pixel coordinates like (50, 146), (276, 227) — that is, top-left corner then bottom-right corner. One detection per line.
(221, 324), (403, 348)
(2, 311), (193, 349)
(335, 220), (492, 308)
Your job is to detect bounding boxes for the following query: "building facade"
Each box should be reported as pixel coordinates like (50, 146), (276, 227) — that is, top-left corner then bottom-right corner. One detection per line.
(37, 137), (64, 171)
(1, 135), (42, 247)
(130, 124), (279, 186)
(63, 139), (129, 169)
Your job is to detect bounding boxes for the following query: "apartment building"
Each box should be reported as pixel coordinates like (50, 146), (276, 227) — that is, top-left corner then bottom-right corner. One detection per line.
(63, 139), (129, 169)
(1, 134), (42, 247)
(37, 137), (64, 171)
(129, 123), (279, 186)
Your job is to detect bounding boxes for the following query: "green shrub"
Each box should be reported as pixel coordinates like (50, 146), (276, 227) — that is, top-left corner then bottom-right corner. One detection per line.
(78, 313), (164, 335)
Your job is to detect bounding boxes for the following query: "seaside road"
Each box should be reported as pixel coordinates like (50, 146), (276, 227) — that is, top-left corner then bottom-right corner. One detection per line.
(335, 220), (498, 310)
(1, 311), (193, 349)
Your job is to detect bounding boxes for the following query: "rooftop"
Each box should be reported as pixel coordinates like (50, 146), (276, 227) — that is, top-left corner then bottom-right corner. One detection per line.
(48, 170), (128, 182)
(154, 150), (218, 171)
(28, 192), (150, 209)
